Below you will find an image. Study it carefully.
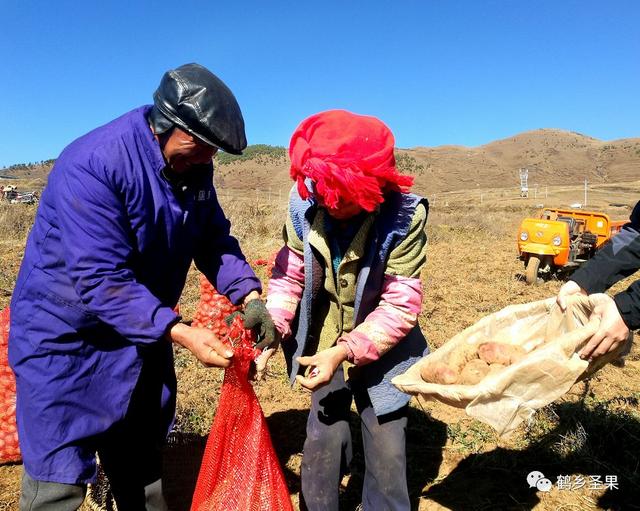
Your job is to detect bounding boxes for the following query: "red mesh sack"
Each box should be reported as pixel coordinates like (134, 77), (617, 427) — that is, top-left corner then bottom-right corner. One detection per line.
(0, 306), (20, 464)
(253, 250), (278, 279)
(190, 288), (293, 511)
(191, 276), (239, 334)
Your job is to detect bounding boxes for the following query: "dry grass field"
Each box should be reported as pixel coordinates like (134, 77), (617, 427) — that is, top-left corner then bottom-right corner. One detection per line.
(1, 178), (639, 511)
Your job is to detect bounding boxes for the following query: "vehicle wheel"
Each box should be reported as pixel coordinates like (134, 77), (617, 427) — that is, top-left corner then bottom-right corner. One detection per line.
(525, 255), (541, 285)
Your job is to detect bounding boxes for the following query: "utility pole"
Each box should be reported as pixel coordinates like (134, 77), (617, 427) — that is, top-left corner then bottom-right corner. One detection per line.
(519, 168), (529, 198)
(584, 179), (588, 207)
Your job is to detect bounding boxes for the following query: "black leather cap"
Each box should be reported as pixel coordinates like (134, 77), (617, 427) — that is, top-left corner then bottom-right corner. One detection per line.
(151, 63), (247, 155)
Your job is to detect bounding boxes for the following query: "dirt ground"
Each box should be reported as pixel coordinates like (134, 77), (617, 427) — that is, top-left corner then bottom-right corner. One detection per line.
(1, 182), (639, 510)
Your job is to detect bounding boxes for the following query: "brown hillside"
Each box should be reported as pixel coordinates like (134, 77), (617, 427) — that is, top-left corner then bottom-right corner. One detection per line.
(406, 129), (640, 195)
(0, 163), (50, 189)
(2, 129), (639, 197)
(215, 129), (640, 198)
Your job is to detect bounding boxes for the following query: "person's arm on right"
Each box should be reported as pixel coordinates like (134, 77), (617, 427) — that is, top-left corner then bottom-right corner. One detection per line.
(557, 201), (640, 360)
(558, 201), (640, 308)
(559, 201), (640, 304)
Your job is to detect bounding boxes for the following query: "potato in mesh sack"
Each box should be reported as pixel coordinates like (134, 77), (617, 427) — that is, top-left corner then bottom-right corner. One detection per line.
(392, 295), (633, 436)
(0, 306), (20, 465)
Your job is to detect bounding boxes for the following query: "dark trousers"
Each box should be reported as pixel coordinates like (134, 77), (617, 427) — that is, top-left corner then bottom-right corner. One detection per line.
(19, 472), (167, 511)
(301, 366), (410, 511)
(20, 349), (170, 511)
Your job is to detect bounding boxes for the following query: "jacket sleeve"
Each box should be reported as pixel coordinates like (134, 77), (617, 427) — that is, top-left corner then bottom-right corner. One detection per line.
(338, 203), (427, 365)
(266, 246), (305, 338)
(56, 154), (178, 344)
(265, 212), (306, 337)
(194, 187), (262, 305)
(571, 201), (640, 329)
(614, 280), (640, 330)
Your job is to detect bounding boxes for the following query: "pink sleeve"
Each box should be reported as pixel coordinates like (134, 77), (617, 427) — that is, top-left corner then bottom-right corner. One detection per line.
(337, 274), (422, 365)
(266, 246), (305, 338)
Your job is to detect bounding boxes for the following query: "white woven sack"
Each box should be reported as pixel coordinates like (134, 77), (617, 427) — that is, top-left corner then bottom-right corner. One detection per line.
(392, 295), (632, 436)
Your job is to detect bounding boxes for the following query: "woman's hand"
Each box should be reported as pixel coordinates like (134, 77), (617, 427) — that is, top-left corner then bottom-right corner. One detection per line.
(250, 332), (281, 381)
(295, 344), (349, 391)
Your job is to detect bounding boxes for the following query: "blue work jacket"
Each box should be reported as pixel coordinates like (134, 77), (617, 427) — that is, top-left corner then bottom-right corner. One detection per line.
(8, 106), (260, 482)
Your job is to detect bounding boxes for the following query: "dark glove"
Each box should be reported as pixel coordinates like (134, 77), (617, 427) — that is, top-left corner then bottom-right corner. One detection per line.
(242, 299), (277, 350)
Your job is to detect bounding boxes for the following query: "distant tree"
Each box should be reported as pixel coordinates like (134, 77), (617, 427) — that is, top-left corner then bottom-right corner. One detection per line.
(394, 151), (425, 176)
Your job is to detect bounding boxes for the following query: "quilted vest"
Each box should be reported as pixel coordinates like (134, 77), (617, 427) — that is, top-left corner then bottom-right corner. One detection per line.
(285, 187), (430, 416)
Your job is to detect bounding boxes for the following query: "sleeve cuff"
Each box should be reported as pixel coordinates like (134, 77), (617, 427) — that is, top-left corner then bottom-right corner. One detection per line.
(569, 274), (596, 294)
(153, 307), (181, 341)
(336, 337), (355, 363)
(226, 282), (262, 306)
(336, 332), (381, 366)
(613, 292), (640, 330)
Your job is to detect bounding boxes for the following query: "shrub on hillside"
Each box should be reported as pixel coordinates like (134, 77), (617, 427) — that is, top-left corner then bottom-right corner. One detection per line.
(215, 145), (286, 166)
(395, 152), (425, 176)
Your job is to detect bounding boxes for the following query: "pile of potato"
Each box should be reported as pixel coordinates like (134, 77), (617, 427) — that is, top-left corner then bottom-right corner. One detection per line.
(420, 342), (527, 385)
(0, 307), (20, 464)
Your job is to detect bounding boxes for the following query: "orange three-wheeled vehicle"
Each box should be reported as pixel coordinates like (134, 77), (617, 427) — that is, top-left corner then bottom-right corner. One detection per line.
(517, 208), (625, 284)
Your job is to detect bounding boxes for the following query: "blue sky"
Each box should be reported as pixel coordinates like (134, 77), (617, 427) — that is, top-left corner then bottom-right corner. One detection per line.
(1, 0), (638, 167)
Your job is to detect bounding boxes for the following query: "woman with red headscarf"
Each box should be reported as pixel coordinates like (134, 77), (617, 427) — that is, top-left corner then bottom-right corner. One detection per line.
(265, 110), (429, 510)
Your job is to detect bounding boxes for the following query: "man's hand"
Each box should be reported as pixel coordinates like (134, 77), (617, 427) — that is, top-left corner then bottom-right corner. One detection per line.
(242, 298), (277, 350)
(166, 322), (233, 368)
(557, 280), (587, 311)
(579, 295), (630, 361)
(295, 345), (349, 391)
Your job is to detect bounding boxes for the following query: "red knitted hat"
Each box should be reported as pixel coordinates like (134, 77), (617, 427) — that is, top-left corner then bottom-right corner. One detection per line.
(289, 110), (413, 212)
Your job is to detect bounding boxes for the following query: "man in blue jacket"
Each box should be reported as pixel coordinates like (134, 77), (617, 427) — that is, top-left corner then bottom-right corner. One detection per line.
(9, 63), (274, 510)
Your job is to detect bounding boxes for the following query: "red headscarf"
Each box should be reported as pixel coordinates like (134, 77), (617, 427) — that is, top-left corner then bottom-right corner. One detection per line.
(289, 110), (414, 212)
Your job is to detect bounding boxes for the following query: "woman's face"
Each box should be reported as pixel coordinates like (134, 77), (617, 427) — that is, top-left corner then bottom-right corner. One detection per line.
(315, 193), (363, 220)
